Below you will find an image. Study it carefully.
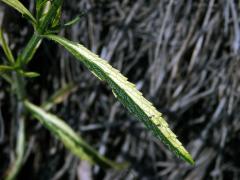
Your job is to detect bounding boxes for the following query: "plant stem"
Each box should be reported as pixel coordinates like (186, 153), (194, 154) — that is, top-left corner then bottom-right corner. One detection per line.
(17, 33), (42, 66)
(14, 72), (26, 100)
(17, 0), (63, 67)
(4, 1), (64, 179)
(14, 0), (64, 99)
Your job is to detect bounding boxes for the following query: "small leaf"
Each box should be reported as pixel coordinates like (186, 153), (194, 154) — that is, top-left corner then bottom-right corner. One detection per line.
(36, 0), (63, 34)
(24, 100), (127, 169)
(0, 73), (12, 84)
(64, 15), (82, 27)
(42, 83), (77, 111)
(45, 35), (194, 165)
(36, 0), (49, 21)
(18, 70), (40, 78)
(0, 0), (36, 25)
(37, 0), (62, 28)
(51, 3), (62, 28)
(0, 64), (13, 83)
(0, 65), (14, 72)
(0, 28), (15, 64)
(46, 13), (85, 34)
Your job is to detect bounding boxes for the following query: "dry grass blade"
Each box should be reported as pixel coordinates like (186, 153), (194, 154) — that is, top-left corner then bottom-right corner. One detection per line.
(5, 118), (25, 180)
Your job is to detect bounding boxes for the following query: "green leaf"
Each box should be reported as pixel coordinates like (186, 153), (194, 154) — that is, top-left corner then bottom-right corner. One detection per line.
(46, 13), (85, 34)
(0, 29), (15, 64)
(37, 0), (63, 34)
(50, 2), (62, 28)
(24, 100), (127, 169)
(36, 0), (49, 21)
(45, 35), (194, 165)
(0, 0), (36, 25)
(42, 83), (77, 111)
(0, 65), (14, 72)
(18, 70), (40, 78)
(64, 15), (82, 27)
(0, 73), (12, 84)
(36, 0), (61, 29)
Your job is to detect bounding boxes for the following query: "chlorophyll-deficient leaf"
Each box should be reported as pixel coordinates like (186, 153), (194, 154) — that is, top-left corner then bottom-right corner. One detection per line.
(0, 0), (36, 25)
(24, 100), (128, 169)
(45, 35), (194, 165)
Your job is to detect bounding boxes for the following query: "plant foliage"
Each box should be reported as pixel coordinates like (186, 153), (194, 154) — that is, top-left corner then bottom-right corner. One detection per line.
(45, 35), (194, 164)
(0, 0), (194, 179)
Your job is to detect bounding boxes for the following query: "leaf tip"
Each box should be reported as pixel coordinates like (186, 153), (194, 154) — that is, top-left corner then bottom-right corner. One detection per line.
(183, 153), (195, 165)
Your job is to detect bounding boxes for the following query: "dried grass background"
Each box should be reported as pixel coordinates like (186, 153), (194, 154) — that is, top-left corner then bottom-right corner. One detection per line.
(0, 0), (240, 179)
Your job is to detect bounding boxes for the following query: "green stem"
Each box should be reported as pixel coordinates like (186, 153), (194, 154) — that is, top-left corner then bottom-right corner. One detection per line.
(17, 33), (42, 66)
(17, 0), (63, 67)
(15, 72), (26, 100)
(4, 1), (64, 179)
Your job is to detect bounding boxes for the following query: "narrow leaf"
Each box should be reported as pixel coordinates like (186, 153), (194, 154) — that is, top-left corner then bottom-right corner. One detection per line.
(64, 15), (82, 27)
(37, 0), (63, 34)
(45, 35), (194, 165)
(37, 0), (61, 29)
(0, 65), (14, 72)
(50, 2), (62, 28)
(46, 13), (85, 34)
(42, 83), (77, 111)
(0, 73), (12, 84)
(36, 0), (49, 21)
(18, 70), (40, 78)
(0, 29), (15, 64)
(0, 63), (12, 83)
(24, 100), (127, 169)
(0, 0), (36, 25)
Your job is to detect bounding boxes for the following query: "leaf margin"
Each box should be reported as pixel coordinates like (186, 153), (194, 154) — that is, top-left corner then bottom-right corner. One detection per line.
(0, 0), (36, 25)
(24, 100), (128, 170)
(45, 34), (195, 165)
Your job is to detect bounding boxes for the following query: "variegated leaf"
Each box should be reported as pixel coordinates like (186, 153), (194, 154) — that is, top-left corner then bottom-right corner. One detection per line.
(24, 100), (127, 169)
(45, 35), (194, 165)
(0, 0), (36, 25)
